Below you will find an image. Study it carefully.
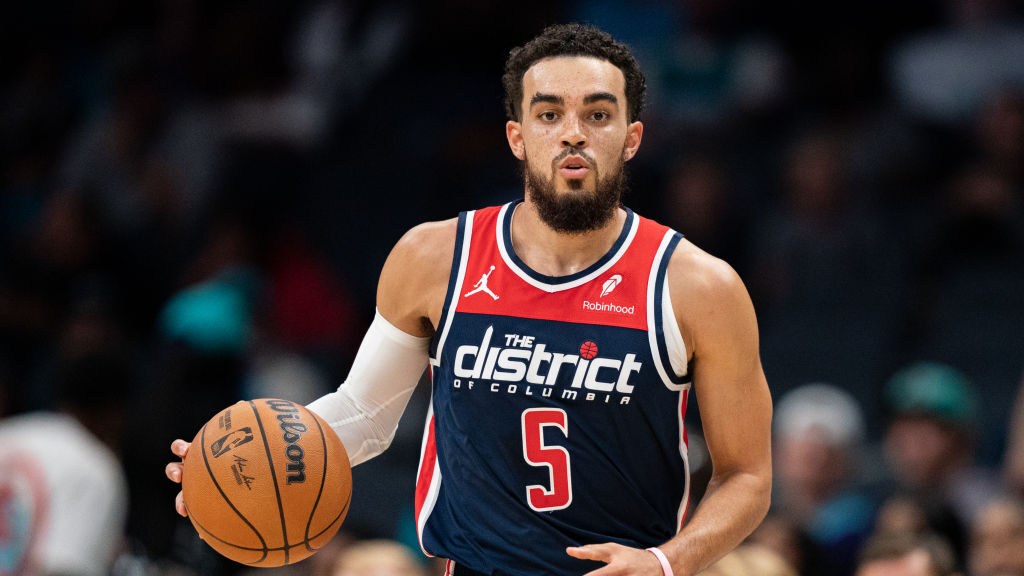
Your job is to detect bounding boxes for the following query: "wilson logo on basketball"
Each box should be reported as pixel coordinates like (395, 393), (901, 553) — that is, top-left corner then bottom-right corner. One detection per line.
(266, 399), (308, 484)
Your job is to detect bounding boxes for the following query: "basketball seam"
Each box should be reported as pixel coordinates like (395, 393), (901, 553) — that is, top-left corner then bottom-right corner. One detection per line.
(303, 419), (351, 552)
(249, 400), (290, 565)
(304, 407), (329, 552)
(187, 498), (350, 561)
(197, 422), (269, 563)
(185, 514), (351, 555)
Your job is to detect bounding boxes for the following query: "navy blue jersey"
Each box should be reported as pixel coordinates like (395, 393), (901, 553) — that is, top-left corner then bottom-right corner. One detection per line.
(416, 202), (691, 575)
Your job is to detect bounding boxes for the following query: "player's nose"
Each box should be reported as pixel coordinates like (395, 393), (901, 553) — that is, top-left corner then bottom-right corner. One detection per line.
(560, 114), (586, 148)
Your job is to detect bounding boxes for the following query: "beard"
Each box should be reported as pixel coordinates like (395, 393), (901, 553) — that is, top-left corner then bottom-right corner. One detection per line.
(523, 147), (628, 234)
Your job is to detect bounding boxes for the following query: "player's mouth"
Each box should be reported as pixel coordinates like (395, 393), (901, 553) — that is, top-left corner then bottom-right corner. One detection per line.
(558, 155), (591, 179)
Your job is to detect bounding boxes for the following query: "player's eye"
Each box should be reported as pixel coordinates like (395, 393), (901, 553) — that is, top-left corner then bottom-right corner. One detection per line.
(591, 111), (609, 122)
(539, 111), (559, 122)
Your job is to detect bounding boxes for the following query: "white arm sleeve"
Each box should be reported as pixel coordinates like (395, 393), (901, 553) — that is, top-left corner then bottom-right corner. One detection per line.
(307, 310), (430, 466)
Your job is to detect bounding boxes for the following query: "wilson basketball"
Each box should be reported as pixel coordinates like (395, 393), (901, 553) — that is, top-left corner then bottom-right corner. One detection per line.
(182, 398), (351, 566)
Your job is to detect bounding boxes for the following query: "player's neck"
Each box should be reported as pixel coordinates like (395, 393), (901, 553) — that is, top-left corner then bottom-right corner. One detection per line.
(510, 201), (627, 278)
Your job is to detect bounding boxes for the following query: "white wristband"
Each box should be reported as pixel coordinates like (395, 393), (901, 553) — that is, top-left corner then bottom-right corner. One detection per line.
(646, 547), (673, 576)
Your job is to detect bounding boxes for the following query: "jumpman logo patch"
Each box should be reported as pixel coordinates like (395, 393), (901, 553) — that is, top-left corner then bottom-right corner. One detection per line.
(465, 265), (500, 300)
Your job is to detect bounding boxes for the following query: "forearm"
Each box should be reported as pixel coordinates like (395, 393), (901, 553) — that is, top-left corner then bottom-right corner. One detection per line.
(659, 469), (771, 575)
(308, 382), (417, 466)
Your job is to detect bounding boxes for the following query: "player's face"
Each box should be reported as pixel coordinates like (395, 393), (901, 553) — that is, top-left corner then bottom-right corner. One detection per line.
(506, 56), (643, 233)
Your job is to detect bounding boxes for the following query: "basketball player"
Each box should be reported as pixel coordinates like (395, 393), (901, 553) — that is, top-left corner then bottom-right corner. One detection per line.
(167, 23), (772, 575)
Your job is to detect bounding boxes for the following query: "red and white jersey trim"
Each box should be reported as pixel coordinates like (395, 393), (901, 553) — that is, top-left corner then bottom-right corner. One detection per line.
(430, 211), (475, 368)
(495, 203), (640, 293)
(648, 230), (691, 391)
(677, 389), (691, 531)
(415, 401), (441, 556)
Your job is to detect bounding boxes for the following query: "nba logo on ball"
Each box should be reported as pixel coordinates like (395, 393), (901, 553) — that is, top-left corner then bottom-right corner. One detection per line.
(182, 399), (352, 566)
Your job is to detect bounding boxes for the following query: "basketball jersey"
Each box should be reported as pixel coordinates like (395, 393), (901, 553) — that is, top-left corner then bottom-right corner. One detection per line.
(415, 202), (691, 575)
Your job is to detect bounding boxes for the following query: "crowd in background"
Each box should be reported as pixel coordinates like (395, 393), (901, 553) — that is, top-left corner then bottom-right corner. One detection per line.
(2, 0), (1024, 574)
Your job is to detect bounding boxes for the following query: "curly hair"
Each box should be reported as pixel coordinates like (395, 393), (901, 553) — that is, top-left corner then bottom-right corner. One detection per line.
(502, 23), (647, 123)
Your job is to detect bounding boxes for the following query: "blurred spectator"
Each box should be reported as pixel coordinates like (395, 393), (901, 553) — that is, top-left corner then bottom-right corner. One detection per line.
(700, 543), (797, 576)
(907, 161), (1024, 461)
(972, 89), (1024, 188)
(55, 42), (165, 235)
(329, 539), (426, 576)
(872, 493), (969, 572)
(262, 228), (360, 377)
(772, 383), (876, 576)
(660, 153), (748, 272)
(245, 347), (331, 406)
(873, 495), (933, 537)
(855, 532), (960, 576)
(571, 0), (790, 129)
(882, 362), (1001, 525)
(1002, 371), (1024, 495)
(969, 496), (1024, 576)
(159, 270), (257, 357)
(0, 351), (131, 576)
(751, 127), (905, 416)
(0, 192), (107, 399)
(747, 512), (827, 576)
(889, 0), (1024, 124)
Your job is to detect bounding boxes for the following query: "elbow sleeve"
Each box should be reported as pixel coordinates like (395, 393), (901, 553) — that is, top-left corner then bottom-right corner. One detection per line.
(307, 310), (430, 465)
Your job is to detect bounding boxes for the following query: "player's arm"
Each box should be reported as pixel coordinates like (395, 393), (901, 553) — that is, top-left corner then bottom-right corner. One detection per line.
(165, 219), (456, 516)
(304, 219), (455, 463)
(568, 243), (772, 575)
(658, 246), (772, 574)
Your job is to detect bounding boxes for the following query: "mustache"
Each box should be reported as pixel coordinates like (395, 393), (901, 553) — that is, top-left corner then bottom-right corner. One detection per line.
(551, 147), (596, 167)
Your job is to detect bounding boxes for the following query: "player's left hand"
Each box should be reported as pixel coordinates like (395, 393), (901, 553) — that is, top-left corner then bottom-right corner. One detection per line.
(567, 543), (666, 575)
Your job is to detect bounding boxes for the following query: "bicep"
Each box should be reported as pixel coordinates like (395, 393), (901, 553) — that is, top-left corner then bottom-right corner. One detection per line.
(376, 220), (455, 338)
(680, 262), (772, 476)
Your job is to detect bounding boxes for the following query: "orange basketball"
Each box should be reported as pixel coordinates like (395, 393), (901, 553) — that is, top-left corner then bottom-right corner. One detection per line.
(182, 398), (351, 566)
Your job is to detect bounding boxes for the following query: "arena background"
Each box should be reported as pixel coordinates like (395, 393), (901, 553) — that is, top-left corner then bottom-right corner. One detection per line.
(1, 1), (1023, 574)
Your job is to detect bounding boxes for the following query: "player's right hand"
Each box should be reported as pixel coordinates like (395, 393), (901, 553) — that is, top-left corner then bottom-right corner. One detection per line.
(165, 439), (191, 517)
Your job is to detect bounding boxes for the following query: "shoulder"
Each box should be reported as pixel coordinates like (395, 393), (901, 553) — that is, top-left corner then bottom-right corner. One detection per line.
(390, 218), (460, 264)
(666, 237), (748, 305)
(665, 238), (757, 358)
(378, 217), (460, 336)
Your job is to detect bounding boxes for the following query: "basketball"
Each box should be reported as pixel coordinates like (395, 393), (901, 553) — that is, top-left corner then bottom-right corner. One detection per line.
(181, 398), (351, 566)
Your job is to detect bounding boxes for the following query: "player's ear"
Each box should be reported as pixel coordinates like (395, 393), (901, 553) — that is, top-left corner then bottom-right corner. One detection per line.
(507, 120), (525, 161)
(623, 121), (643, 162)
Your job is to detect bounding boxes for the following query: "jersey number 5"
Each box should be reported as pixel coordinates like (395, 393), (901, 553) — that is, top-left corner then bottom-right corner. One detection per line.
(521, 408), (573, 511)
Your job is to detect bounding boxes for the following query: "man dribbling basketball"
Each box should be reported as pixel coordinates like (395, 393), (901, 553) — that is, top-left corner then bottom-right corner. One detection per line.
(167, 23), (772, 576)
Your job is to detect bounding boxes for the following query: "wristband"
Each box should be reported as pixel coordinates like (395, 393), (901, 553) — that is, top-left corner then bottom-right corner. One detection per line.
(646, 547), (673, 576)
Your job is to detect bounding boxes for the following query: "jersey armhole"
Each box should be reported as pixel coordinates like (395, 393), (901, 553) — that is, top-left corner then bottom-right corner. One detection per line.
(650, 231), (692, 388)
(661, 277), (690, 379)
(429, 210), (473, 363)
